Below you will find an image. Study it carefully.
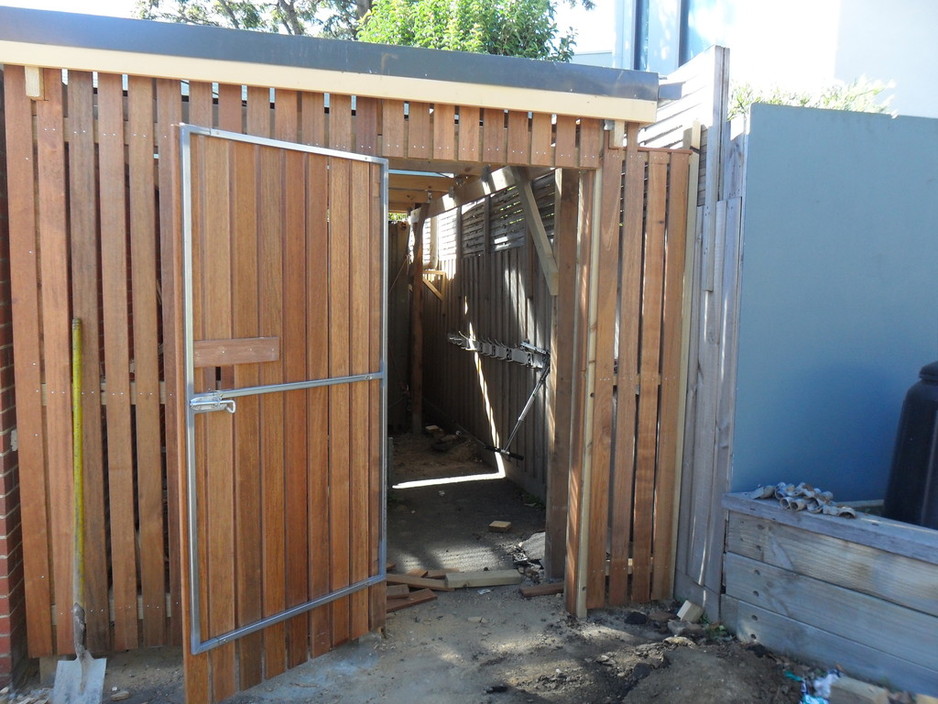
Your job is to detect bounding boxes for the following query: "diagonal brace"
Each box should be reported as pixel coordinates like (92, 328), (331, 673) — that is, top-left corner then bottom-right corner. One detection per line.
(510, 166), (559, 296)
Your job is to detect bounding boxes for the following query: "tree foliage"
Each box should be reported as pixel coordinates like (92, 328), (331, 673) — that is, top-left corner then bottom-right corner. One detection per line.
(728, 77), (894, 120)
(357, 0), (577, 61)
(134, 0), (368, 39)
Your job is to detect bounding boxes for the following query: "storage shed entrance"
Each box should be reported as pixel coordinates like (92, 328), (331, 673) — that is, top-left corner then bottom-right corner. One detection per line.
(0, 6), (691, 702)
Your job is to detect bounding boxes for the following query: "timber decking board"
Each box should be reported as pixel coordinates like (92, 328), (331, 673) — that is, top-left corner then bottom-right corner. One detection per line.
(98, 72), (139, 652)
(631, 151), (669, 602)
(724, 553), (938, 672)
(725, 511), (938, 615)
(608, 144), (643, 606)
(128, 76), (167, 647)
(36, 69), (75, 654)
(724, 595), (938, 697)
(67, 71), (110, 650)
(4, 65), (54, 656)
(651, 151), (690, 600)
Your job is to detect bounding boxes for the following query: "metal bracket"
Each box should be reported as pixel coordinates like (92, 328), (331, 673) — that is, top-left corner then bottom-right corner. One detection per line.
(189, 393), (236, 414)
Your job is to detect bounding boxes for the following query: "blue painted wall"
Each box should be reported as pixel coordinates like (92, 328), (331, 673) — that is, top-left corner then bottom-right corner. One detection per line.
(732, 104), (938, 499)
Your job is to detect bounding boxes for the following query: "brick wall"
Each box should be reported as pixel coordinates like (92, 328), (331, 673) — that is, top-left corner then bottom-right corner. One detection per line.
(0, 70), (28, 687)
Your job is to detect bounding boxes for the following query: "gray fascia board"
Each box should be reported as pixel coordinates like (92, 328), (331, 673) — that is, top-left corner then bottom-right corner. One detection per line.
(0, 5), (658, 102)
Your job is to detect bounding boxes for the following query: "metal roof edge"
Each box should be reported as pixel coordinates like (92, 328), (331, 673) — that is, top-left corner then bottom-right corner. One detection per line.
(0, 5), (659, 104)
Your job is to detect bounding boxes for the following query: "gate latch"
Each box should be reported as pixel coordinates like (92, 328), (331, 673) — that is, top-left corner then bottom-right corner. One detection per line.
(190, 393), (237, 415)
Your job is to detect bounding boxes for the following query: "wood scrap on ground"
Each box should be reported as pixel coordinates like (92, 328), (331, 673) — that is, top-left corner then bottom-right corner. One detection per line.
(386, 588), (437, 613)
(385, 565), (526, 614)
(444, 569), (522, 589)
(386, 573), (454, 591)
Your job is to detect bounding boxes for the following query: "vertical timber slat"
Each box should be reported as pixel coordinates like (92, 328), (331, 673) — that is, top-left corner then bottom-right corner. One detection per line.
(631, 151), (669, 601)
(36, 68), (74, 654)
(306, 154), (332, 656)
(229, 137), (264, 689)
(282, 148), (311, 668)
(328, 158), (353, 646)
(4, 65), (54, 656)
(128, 75), (167, 647)
(98, 73), (139, 651)
(608, 136), (644, 604)
(201, 136), (236, 700)
(652, 151), (690, 600)
(66, 71), (110, 650)
(585, 149), (623, 608)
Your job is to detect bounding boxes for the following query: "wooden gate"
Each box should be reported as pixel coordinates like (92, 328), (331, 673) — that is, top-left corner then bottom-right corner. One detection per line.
(173, 126), (388, 701)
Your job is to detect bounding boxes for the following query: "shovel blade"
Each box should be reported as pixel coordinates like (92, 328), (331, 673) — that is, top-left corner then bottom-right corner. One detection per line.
(52, 653), (106, 704)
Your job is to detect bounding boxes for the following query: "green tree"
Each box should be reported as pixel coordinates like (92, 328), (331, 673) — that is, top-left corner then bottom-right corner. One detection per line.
(135, 0), (369, 39)
(728, 77), (894, 120)
(357, 0), (578, 61)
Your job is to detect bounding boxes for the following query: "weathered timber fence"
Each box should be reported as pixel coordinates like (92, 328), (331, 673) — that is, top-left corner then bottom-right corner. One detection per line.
(421, 175), (556, 496)
(566, 144), (692, 611)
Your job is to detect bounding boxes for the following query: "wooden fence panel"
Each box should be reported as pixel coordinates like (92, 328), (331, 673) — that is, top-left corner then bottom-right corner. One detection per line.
(4, 64), (620, 666)
(609, 148), (690, 604)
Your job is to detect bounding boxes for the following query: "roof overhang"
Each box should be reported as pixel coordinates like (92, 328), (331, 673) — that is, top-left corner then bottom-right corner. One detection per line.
(0, 5), (660, 123)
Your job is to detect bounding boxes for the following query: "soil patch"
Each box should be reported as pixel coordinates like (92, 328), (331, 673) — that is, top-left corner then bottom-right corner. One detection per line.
(9, 433), (808, 704)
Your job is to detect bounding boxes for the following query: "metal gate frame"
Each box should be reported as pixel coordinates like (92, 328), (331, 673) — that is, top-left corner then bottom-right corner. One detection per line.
(179, 124), (389, 655)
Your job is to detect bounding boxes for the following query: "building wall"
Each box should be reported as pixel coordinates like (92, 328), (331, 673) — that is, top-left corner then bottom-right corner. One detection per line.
(732, 103), (938, 499)
(573, 0), (938, 119)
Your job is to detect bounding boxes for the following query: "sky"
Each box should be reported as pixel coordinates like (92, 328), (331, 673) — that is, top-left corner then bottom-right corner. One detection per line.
(2, 0), (616, 52)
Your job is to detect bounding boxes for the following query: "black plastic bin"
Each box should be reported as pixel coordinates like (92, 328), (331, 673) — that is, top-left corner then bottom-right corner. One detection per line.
(883, 360), (938, 529)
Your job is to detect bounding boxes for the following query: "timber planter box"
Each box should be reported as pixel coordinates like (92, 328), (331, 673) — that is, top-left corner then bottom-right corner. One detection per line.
(721, 493), (938, 696)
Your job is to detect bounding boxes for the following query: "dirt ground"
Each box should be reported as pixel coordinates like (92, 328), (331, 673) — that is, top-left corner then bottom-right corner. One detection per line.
(9, 433), (848, 704)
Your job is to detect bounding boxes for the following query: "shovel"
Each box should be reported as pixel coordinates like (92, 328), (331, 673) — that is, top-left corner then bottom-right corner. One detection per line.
(52, 319), (107, 704)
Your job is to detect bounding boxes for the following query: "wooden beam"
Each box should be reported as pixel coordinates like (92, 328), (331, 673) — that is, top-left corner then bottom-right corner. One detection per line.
(511, 166), (559, 296)
(24, 65), (44, 100)
(193, 336), (280, 367)
(414, 165), (553, 221)
(546, 169), (579, 580)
